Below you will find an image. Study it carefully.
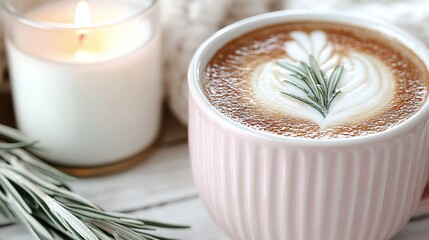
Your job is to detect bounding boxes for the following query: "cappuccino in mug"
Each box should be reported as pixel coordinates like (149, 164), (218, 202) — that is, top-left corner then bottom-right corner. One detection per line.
(203, 22), (429, 138)
(190, 12), (429, 240)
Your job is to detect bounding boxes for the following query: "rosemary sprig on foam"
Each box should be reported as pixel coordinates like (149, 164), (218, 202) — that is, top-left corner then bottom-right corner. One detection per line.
(277, 55), (344, 117)
(0, 124), (188, 240)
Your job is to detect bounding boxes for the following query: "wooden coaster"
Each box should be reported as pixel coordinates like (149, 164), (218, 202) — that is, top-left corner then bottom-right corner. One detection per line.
(49, 140), (159, 178)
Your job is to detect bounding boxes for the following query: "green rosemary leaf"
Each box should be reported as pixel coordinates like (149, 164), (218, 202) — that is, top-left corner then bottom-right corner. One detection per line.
(283, 80), (312, 95)
(0, 142), (36, 150)
(35, 213), (76, 239)
(11, 149), (74, 183)
(277, 55), (345, 117)
(288, 73), (318, 100)
(316, 84), (328, 108)
(1, 177), (54, 240)
(50, 201), (99, 240)
(0, 125), (37, 149)
(10, 199), (55, 240)
(328, 65), (344, 96)
(281, 92), (327, 117)
(138, 233), (182, 240)
(0, 173), (32, 214)
(90, 220), (148, 240)
(329, 89), (342, 106)
(60, 218), (92, 240)
(0, 197), (15, 219)
(65, 205), (154, 230)
(85, 224), (112, 240)
(277, 61), (307, 77)
(304, 64), (322, 102)
(309, 56), (328, 90)
(138, 219), (190, 229)
(6, 174), (64, 230)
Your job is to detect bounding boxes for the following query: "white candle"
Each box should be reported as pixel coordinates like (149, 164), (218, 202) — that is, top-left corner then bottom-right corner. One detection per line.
(5, 0), (161, 166)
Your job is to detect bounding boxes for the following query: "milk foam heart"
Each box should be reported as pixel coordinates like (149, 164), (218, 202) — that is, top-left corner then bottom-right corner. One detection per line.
(251, 31), (396, 128)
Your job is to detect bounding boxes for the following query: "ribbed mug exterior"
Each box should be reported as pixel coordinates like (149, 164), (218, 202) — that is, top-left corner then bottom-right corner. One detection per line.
(188, 11), (429, 240)
(190, 95), (429, 240)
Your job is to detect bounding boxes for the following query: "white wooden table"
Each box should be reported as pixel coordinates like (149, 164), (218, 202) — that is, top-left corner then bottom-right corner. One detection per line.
(0, 107), (428, 240)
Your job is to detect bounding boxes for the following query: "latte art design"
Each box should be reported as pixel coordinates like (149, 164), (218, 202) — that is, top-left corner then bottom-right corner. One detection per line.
(251, 31), (396, 128)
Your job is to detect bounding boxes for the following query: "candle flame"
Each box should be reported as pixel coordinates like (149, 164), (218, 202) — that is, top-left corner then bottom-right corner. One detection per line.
(74, 0), (93, 60)
(74, 0), (91, 27)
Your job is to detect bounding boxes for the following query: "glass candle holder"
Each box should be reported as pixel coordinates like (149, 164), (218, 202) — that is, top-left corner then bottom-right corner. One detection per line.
(3, 0), (161, 173)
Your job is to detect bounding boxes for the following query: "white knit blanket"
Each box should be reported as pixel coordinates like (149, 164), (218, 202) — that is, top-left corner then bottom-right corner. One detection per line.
(1, 0), (429, 124)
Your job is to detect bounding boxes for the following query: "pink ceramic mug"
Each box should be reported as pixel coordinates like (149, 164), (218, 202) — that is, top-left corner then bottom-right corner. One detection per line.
(188, 10), (429, 240)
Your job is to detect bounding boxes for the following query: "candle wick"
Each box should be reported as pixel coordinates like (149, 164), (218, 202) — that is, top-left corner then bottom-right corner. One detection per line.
(78, 33), (86, 48)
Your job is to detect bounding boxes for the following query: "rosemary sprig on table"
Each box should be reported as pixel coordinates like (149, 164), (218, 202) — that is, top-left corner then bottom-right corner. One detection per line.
(277, 55), (344, 117)
(0, 124), (188, 240)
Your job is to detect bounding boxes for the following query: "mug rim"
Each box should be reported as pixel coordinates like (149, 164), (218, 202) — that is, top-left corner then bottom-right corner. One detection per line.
(188, 9), (429, 146)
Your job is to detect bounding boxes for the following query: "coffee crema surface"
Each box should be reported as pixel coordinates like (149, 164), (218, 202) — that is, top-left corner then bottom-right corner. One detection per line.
(203, 22), (429, 139)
